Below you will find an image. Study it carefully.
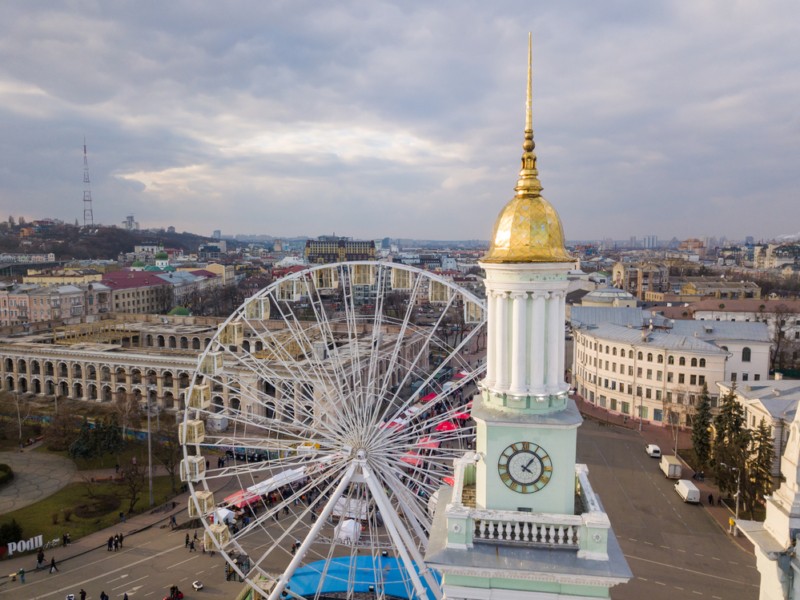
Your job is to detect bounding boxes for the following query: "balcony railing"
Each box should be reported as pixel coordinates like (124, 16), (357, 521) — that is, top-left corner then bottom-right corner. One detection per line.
(444, 455), (610, 561)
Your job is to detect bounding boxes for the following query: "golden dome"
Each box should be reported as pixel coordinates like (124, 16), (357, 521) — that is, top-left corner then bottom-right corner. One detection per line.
(482, 35), (573, 264)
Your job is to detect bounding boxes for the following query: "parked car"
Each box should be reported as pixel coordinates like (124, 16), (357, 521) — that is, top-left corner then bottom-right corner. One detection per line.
(645, 444), (662, 458)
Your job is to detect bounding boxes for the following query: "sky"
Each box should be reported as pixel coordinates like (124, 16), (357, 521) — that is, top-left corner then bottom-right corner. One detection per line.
(0, 1), (798, 243)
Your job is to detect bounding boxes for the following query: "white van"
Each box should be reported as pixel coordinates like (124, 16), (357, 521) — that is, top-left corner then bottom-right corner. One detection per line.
(674, 479), (700, 503)
(645, 444), (661, 458)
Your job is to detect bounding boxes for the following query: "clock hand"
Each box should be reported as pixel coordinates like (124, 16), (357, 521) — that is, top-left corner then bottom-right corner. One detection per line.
(523, 458), (536, 470)
(520, 463), (531, 474)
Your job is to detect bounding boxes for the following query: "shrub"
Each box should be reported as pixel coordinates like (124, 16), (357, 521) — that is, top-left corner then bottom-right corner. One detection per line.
(0, 463), (13, 487)
(0, 519), (23, 545)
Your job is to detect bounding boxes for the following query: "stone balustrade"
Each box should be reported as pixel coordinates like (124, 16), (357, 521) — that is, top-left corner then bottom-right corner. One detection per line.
(445, 456), (610, 561)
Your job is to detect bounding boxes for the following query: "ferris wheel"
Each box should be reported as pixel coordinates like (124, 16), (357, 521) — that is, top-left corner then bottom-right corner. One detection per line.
(180, 261), (486, 600)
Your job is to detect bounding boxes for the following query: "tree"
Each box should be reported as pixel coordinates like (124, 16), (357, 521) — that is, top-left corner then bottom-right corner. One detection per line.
(750, 418), (775, 502)
(44, 407), (81, 452)
(766, 303), (798, 372)
(68, 419), (96, 461)
(153, 423), (182, 493)
(121, 459), (146, 513)
(712, 385), (751, 498)
(691, 383), (712, 470)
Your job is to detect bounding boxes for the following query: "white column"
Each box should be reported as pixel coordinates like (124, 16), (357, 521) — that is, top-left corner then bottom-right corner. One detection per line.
(484, 289), (497, 388)
(547, 292), (560, 393)
(509, 292), (527, 395)
(496, 292), (509, 390)
(531, 292), (546, 395)
(557, 291), (566, 390)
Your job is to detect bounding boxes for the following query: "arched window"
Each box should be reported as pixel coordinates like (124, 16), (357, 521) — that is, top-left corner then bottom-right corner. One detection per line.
(699, 358), (706, 368)
(742, 347), (751, 362)
(637, 352), (643, 360)
(613, 347), (617, 356)
(691, 358), (698, 367)
(657, 355), (664, 364)
(668, 356), (674, 365)
(605, 345), (610, 354)
(647, 353), (653, 362)
(679, 357), (686, 366)
(628, 350), (633, 359)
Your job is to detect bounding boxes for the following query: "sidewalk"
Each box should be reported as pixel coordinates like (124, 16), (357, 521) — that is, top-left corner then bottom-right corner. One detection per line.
(0, 467), (194, 589)
(573, 394), (754, 554)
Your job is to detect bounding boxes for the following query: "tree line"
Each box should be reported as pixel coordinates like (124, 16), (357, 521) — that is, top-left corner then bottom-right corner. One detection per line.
(692, 383), (774, 518)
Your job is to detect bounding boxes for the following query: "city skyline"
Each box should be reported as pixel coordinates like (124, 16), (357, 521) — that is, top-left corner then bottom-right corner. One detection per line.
(1, 2), (798, 241)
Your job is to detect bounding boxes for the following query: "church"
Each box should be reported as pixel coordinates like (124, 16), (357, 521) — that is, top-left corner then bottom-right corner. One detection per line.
(424, 36), (632, 599)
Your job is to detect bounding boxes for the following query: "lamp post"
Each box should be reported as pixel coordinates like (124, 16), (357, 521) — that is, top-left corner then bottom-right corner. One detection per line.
(720, 462), (741, 535)
(146, 391), (154, 508)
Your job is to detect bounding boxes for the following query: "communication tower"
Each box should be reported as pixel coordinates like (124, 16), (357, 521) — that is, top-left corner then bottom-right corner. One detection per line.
(82, 138), (94, 227)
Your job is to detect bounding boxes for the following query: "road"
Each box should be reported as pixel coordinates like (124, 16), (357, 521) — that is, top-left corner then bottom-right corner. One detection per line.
(4, 419), (759, 599)
(578, 420), (759, 600)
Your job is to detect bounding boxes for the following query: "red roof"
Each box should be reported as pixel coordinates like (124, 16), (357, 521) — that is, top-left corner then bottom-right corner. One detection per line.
(102, 270), (171, 290)
(189, 269), (218, 279)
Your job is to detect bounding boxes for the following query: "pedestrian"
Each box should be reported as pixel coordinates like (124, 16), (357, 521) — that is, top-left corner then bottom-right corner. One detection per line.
(119, 533), (124, 547)
(185, 533), (190, 548)
(201, 540), (206, 554)
(194, 530), (199, 541)
(17, 568), (24, 583)
(708, 493), (714, 505)
(718, 496), (723, 506)
(79, 589), (87, 600)
(115, 463), (120, 473)
(120, 511), (126, 523)
(37, 548), (45, 568)
(49, 557), (58, 573)
(189, 539), (196, 552)
(170, 514), (177, 529)
(108, 536), (114, 551)
(123, 593), (128, 600)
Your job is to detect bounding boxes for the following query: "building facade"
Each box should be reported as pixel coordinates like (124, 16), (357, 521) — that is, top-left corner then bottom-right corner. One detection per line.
(571, 317), (770, 427)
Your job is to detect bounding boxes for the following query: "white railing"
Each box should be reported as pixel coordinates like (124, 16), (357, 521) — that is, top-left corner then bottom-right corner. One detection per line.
(444, 459), (610, 560)
(472, 512), (580, 547)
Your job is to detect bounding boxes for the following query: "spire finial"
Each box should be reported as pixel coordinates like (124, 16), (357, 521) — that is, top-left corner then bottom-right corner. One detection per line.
(516, 32), (542, 196)
(526, 32), (532, 136)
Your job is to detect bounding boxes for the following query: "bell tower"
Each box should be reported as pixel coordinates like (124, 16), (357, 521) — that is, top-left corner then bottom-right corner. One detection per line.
(424, 35), (631, 600)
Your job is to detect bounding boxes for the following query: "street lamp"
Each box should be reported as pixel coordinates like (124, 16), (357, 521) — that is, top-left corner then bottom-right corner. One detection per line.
(145, 388), (155, 508)
(720, 462), (741, 535)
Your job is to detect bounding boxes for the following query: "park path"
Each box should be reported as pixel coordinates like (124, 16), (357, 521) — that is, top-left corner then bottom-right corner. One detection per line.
(0, 448), (76, 514)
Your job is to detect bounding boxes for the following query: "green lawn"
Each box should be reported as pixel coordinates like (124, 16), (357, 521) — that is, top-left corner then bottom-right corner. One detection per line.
(37, 440), (156, 471)
(0, 475), (177, 549)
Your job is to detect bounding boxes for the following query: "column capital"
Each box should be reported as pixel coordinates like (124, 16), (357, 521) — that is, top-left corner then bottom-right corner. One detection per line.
(509, 291), (528, 300)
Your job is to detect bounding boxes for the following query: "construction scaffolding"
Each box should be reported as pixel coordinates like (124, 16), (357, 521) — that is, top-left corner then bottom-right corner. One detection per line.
(53, 319), (139, 346)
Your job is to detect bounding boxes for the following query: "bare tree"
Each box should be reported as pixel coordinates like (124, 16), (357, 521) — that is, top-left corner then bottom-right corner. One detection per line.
(764, 303), (797, 371)
(153, 423), (182, 493)
(121, 460), (146, 514)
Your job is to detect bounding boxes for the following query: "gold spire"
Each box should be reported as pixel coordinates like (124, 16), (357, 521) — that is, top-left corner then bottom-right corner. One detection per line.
(482, 33), (572, 264)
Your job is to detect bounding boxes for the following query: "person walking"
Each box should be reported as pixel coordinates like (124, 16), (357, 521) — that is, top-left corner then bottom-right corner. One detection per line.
(17, 568), (24, 583)
(49, 557), (59, 573)
(189, 539), (196, 552)
(119, 532), (124, 547)
(79, 589), (86, 600)
(185, 533), (190, 548)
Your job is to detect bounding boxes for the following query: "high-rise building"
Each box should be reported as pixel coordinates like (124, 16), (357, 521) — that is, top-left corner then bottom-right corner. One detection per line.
(425, 36), (631, 599)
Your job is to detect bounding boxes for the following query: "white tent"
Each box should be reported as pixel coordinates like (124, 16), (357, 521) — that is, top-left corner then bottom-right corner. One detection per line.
(214, 507), (236, 525)
(247, 467), (306, 496)
(333, 497), (369, 520)
(334, 519), (362, 543)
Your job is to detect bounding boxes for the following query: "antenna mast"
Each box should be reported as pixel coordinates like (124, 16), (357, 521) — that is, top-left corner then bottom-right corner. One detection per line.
(83, 138), (94, 227)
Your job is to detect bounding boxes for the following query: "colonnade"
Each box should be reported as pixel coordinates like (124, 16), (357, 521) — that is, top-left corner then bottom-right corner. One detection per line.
(483, 287), (567, 399)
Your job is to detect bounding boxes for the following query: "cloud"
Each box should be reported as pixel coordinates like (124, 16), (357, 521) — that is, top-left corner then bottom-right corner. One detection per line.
(0, 0), (798, 242)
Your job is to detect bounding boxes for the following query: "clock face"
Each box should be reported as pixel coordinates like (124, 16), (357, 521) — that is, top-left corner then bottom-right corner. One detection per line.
(497, 441), (552, 494)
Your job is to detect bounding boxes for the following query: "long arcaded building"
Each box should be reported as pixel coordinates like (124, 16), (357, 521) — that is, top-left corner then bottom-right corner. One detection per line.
(0, 311), (430, 424)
